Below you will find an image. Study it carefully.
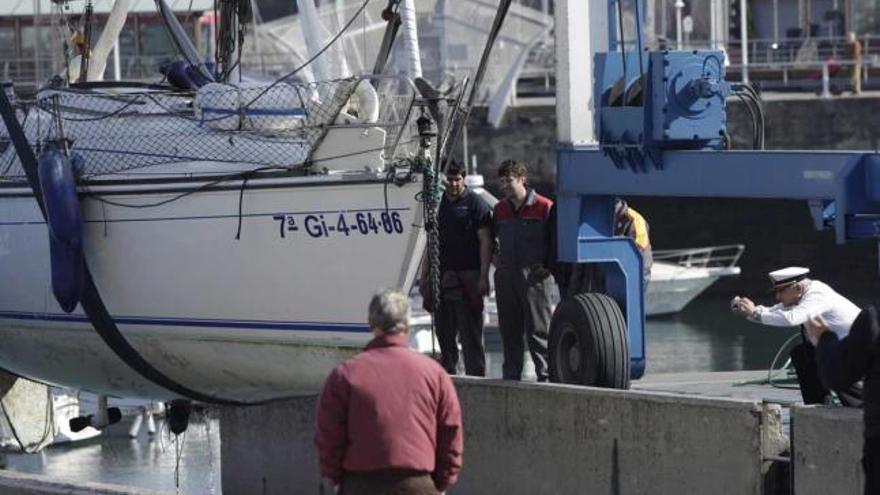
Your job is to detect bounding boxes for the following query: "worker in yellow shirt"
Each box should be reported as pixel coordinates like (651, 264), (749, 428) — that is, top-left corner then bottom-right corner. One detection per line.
(614, 198), (652, 287)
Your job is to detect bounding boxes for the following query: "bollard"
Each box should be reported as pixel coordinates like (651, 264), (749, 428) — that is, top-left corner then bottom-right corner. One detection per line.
(821, 61), (831, 99)
(128, 413), (143, 438)
(146, 410), (156, 436)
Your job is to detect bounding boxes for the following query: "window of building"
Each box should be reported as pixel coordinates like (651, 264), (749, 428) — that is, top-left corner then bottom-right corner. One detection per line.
(0, 26), (15, 57)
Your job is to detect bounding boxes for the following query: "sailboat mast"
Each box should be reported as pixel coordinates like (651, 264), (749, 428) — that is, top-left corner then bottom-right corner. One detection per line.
(77, 1), (94, 83)
(398, 0), (422, 79)
(216, 0), (250, 83)
(88, 0), (132, 81)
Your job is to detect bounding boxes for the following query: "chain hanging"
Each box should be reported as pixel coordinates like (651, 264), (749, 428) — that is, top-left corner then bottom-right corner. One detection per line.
(416, 111), (441, 357)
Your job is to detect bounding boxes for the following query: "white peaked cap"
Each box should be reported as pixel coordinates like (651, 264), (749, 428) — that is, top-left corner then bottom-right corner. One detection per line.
(768, 267), (810, 291)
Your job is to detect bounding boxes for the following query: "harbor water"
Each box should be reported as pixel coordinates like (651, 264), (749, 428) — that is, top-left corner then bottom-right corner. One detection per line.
(0, 296), (822, 493)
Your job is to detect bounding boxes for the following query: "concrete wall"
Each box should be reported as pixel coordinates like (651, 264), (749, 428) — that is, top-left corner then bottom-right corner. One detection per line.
(791, 405), (865, 495)
(219, 396), (327, 495)
(451, 380), (769, 494)
(0, 470), (170, 495)
(220, 378), (779, 495)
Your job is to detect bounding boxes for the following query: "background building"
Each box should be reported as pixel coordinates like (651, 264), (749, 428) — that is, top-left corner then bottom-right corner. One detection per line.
(2, 0), (879, 97)
(0, 0), (213, 90)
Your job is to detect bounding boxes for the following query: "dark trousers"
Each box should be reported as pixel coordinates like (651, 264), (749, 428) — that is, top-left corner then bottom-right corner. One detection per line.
(436, 297), (485, 376)
(340, 470), (439, 495)
(495, 266), (554, 381)
(865, 437), (880, 495)
(791, 339), (863, 406)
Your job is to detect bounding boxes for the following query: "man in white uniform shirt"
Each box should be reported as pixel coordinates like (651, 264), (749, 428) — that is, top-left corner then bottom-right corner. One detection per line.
(732, 267), (862, 405)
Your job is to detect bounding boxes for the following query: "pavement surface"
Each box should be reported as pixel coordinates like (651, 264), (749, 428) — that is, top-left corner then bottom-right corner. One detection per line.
(634, 369), (802, 405)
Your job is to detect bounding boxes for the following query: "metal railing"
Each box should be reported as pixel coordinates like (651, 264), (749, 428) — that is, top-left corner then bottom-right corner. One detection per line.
(653, 244), (745, 269)
(5, 34), (879, 99)
(726, 58), (870, 96)
(720, 34), (880, 66)
(0, 74), (426, 178)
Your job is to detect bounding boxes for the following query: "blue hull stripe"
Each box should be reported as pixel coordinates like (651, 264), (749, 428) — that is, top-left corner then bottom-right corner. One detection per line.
(0, 311), (369, 333)
(202, 107), (307, 117)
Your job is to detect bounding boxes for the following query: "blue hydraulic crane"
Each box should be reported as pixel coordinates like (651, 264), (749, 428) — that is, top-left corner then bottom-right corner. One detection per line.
(549, 0), (880, 388)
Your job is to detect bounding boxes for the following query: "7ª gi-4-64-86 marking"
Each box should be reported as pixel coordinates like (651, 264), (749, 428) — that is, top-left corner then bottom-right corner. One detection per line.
(272, 211), (405, 239)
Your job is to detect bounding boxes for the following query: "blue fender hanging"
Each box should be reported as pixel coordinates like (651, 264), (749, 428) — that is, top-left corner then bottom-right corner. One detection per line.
(1, 82), (248, 404)
(37, 143), (84, 313)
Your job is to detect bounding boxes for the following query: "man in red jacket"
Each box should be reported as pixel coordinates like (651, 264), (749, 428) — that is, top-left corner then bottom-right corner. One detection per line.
(315, 288), (463, 495)
(493, 160), (555, 382)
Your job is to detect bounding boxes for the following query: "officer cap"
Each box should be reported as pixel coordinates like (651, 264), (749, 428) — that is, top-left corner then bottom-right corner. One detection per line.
(768, 267), (810, 292)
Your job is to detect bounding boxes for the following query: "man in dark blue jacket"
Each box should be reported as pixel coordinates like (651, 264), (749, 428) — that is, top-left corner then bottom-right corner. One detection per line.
(421, 162), (492, 376)
(807, 309), (880, 494)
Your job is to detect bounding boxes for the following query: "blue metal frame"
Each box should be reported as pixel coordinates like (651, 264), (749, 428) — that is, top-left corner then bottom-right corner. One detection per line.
(556, 192), (646, 379)
(557, 145), (880, 379)
(556, 1), (880, 381)
(559, 148), (880, 243)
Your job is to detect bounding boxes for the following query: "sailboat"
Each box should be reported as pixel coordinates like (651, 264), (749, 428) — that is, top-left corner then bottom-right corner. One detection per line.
(0, 0), (486, 404)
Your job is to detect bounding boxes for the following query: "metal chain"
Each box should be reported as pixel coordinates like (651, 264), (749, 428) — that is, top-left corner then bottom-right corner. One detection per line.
(417, 112), (441, 358)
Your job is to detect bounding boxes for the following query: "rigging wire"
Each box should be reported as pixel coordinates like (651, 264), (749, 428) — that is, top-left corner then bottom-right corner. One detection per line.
(173, 429), (187, 490)
(730, 83), (764, 150)
(0, 382), (55, 455)
(85, 166), (287, 209)
(234, 173), (250, 239)
(81, 138), (420, 210)
(616, 0), (629, 103)
(214, 0), (249, 83)
(46, 96), (144, 122)
(734, 92), (760, 149)
(633, 0), (645, 85)
(732, 91), (758, 149)
(240, 0), (372, 110)
(736, 83), (765, 148)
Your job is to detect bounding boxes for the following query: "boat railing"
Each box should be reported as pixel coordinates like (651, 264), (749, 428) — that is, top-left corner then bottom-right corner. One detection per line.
(327, 74), (459, 171)
(0, 74), (430, 179)
(652, 244), (745, 270)
(357, 75), (421, 167)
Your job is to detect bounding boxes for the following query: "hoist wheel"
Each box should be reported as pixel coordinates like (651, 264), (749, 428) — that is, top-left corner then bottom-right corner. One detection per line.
(549, 292), (630, 389)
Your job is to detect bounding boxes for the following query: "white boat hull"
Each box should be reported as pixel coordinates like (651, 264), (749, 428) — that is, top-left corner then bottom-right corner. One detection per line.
(646, 264), (741, 316)
(0, 173), (425, 402)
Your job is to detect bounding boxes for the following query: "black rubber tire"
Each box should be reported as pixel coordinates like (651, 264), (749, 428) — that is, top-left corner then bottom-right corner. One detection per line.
(548, 292), (630, 389)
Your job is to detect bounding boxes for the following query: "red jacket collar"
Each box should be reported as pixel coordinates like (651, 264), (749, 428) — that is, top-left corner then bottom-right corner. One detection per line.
(364, 332), (409, 351)
(506, 188), (536, 212)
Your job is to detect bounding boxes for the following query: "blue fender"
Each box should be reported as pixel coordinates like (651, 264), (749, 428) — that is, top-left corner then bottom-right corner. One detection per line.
(37, 143), (84, 313)
(160, 60), (215, 90)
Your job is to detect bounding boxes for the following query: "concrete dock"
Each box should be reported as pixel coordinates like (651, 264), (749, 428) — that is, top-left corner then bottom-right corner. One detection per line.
(0, 371), (860, 494)
(220, 374), (822, 495)
(635, 370), (802, 404)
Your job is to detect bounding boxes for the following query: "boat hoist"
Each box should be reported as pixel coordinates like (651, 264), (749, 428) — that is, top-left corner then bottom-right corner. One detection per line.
(549, 0), (880, 388)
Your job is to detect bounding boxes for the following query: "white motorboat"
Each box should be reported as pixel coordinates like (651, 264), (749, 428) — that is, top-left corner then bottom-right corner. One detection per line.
(645, 244), (744, 316)
(409, 244), (745, 341)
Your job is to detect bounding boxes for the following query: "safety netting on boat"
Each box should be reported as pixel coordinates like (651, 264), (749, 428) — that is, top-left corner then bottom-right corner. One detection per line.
(0, 76), (421, 179)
